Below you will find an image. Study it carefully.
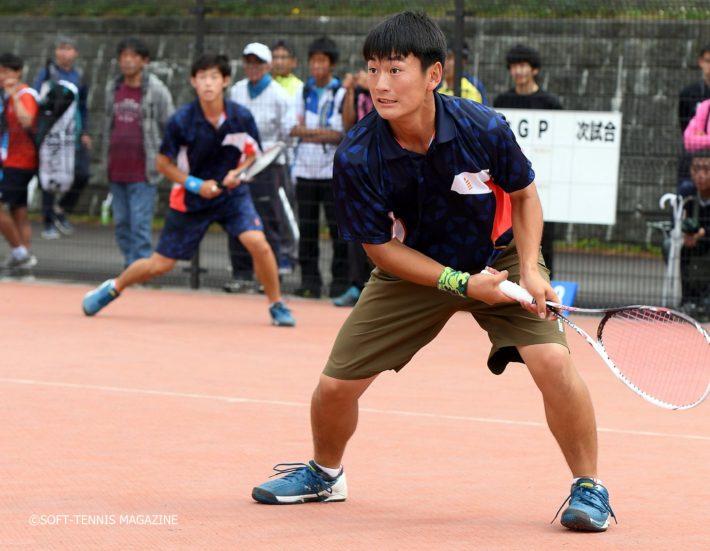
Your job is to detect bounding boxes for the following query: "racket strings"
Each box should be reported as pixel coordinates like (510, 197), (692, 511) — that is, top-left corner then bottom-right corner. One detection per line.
(599, 308), (710, 408)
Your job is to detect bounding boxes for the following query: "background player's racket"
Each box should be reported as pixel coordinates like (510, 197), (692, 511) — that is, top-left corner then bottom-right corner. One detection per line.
(219, 141), (287, 189)
(488, 272), (710, 410)
(237, 141), (286, 182)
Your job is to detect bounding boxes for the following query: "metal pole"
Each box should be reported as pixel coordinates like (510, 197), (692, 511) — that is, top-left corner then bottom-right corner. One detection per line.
(452, 0), (465, 98)
(187, 0), (207, 289)
(194, 0), (206, 56)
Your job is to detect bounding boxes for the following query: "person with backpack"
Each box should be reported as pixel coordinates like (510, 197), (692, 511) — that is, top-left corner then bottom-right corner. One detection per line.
(330, 68), (374, 308)
(291, 37), (348, 299)
(102, 37), (174, 268)
(32, 34), (91, 239)
(0, 52), (39, 273)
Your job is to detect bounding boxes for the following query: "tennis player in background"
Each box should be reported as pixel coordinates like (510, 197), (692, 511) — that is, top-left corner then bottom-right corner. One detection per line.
(252, 12), (615, 530)
(82, 53), (295, 327)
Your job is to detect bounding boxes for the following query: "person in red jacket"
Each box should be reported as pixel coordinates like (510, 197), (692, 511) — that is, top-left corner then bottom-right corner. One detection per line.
(0, 52), (39, 273)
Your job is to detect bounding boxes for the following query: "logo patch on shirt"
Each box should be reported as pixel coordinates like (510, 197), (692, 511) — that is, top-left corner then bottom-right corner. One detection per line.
(388, 212), (406, 242)
(451, 170), (492, 195)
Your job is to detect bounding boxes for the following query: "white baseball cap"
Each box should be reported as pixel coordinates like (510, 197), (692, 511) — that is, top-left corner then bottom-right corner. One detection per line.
(242, 42), (272, 64)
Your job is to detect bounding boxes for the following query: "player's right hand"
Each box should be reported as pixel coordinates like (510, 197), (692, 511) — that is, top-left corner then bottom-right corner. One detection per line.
(342, 72), (356, 90)
(199, 179), (222, 199)
(467, 268), (516, 305)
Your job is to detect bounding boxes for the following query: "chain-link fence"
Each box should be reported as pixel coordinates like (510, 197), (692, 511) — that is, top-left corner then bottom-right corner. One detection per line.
(0, 1), (709, 308)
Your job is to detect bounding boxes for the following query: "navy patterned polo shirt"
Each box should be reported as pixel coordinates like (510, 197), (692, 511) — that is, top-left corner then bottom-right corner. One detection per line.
(160, 99), (261, 213)
(333, 92), (535, 273)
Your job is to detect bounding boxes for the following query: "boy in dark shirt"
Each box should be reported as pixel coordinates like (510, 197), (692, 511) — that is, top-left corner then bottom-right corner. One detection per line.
(83, 54), (295, 327)
(494, 44), (562, 276)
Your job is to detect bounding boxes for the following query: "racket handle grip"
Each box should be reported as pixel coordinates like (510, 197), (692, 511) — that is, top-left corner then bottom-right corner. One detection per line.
(480, 270), (534, 303)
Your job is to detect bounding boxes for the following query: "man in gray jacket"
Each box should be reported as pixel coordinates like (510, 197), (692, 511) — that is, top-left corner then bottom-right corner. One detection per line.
(102, 37), (174, 267)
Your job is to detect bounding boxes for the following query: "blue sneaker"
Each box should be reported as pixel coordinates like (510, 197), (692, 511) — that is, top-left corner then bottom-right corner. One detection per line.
(278, 258), (294, 275)
(554, 478), (617, 531)
(252, 461), (348, 504)
(54, 214), (74, 236)
(332, 285), (361, 307)
(82, 279), (120, 316)
(269, 301), (295, 327)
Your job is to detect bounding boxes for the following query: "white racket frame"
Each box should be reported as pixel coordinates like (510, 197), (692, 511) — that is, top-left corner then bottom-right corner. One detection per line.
(238, 141), (287, 182)
(489, 273), (710, 410)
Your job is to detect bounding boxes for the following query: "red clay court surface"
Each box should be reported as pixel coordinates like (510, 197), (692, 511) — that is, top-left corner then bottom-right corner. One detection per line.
(1, 280), (709, 550)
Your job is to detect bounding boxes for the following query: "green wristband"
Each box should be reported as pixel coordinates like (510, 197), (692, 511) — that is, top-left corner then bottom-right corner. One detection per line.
(437, 267), (471, 297)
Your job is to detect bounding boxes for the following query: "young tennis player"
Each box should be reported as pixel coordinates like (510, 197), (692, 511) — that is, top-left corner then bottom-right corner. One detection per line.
(82, 53), (295, 327)
(252, 12), (614, 530)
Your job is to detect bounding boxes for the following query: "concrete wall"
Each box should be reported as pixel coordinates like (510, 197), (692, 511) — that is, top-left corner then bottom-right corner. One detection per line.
(1, 14), (709, 241)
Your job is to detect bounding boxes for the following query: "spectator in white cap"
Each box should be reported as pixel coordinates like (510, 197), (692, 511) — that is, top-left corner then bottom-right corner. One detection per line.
(224, 42), (297, 293)
(243, 42), (272, 64)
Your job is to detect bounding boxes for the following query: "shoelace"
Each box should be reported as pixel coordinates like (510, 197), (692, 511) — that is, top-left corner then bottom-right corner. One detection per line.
(551, 483), (618, 524)
(269, 462), (311, 478)
(268, 462), (335, 495)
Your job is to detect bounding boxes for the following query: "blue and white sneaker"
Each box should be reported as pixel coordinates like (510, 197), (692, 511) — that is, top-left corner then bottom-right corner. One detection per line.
(252, 461), (348, 504)
(82, 279), (120, 316)
(554, 478), (617, 531)
(332, 285), (361, 307)
(269, 301), (295, 327)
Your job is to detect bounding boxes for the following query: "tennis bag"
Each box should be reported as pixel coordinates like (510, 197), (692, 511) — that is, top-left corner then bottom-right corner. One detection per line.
(35, 73), (78, 193)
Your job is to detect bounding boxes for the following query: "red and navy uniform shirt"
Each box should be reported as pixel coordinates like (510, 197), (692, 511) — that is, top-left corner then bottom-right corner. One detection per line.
(159, 99), (260, 213)
(333, 92), (535, 273)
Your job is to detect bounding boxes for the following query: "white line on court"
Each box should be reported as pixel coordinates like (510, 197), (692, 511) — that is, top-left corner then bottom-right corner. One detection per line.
(2, 377), (709, 442)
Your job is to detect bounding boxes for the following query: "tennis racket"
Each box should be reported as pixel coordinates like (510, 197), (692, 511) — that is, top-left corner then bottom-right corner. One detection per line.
(488, 273), (710, 410)
(219, 142), (287, 189)
(237, 141), (287, 182)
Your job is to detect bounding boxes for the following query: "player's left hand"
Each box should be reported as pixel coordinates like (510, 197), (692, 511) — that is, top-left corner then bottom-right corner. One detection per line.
(221, 169), (243, 190)
(518, 270), (558, 320)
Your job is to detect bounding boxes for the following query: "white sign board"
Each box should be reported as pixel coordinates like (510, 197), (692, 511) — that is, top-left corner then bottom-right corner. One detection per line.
(495, 109), (622, 225)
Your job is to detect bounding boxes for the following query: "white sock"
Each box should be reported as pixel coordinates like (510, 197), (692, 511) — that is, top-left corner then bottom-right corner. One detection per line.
(573, 477), (602, 485)
(313, 460), (341, 478)
(11, 246), (28, 260)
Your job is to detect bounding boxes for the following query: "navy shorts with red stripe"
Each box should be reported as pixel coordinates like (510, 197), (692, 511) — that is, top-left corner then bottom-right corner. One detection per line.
(156, 189), (263, 261)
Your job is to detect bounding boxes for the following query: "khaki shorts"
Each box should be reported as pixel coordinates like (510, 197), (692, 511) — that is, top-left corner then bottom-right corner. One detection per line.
(323, 243), (568, 380)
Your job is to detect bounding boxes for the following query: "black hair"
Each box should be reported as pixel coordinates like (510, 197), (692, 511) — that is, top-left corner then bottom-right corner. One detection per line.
(690, 150), (710, 161)
(272, 39), (296, 57)
(190, 53), (231, 77)
(0, 52), (23, 71)
(699, 44), (710, 58)
(505, 44), (541, 69)
(307, 37), (339, 65)
(363, 11), (446, 72)
(446, 39), (470, 60)
(116, 37), (150, 59)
